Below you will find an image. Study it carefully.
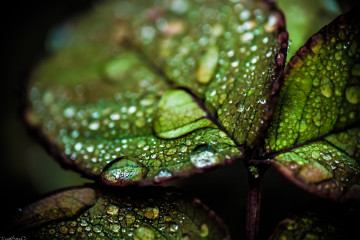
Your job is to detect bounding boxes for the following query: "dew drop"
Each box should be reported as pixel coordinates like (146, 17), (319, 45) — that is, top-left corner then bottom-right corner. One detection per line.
(181, 233), (191, 240)
(236, 102), (245, 112)
(320, 78), (334, 98)
(89, 121), (100, 131)
(107, 204), (119, 215)
(169, 223), (179, 232)
(345, 86), (360, 104)
(190, 145), (218, 168)
(313, 110), (322, 127)
(134, 225), (155, 240)
(102, 158), (146, 184)
(110, 224), (120, 233)
(154, 170), (173, 182)
(64, 107), (76, 118)
(143, 206), (159, 219)
(200, 223), (209, 237)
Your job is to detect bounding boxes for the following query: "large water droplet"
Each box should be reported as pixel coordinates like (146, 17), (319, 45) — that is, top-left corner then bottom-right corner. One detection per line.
(143, 206), (159, 219)
(196, 46), (219, 84)
(190, 145), (218, 168)
(345, 86), (360, 104)
(102, 158), (146, 185)
(134, 225), (155, 240)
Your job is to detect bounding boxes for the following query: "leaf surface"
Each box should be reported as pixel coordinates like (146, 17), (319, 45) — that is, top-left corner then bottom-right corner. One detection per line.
(270, 205), (358, 240)
(14, 186), (230, 240)
(26, 0), (286, 185)
(266, 11), (360, 201)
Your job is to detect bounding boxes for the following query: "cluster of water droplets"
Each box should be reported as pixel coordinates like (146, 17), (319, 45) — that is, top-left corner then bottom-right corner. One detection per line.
(33, 191), (217, 239)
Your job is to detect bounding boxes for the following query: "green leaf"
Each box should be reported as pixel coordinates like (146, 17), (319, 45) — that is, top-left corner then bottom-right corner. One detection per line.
(26, 0), (286, 185)
(14, 186), (230, 239)
(266, 11), (360, 200)
(270, 205), (358, 240)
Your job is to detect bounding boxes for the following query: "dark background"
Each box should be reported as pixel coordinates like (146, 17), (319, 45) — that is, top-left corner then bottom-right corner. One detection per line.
(1, 0), (358, 239)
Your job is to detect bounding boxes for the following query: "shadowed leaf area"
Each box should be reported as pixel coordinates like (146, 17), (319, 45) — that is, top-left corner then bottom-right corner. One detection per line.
(26, 0), (286, 186)
(266, 11), (360, 201)
(269, 202), (359, 240)
(14, 186), (229, 239)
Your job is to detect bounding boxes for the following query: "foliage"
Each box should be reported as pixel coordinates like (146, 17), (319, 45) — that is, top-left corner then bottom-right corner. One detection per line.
(5, 0), (359, 239)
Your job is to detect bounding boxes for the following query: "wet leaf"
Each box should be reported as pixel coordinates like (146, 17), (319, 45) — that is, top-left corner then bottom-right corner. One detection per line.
(266, 11), (360, 201)
(269, 204), (358, 240)
(26, 0), (286, 185)
(14, 185), (230, 240)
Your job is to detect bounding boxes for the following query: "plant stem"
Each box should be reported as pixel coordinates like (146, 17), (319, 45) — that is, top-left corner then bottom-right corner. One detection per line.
(246, 166), (263, 240)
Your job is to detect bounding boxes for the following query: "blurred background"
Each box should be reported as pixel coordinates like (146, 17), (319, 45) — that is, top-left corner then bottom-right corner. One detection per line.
(1, 0), (357, 238)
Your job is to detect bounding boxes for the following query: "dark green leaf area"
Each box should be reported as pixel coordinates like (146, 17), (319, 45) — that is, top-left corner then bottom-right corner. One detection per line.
(129, 0), (286, 147)
(17, 186), (229, 240)
(267, 11), (360, 153)
(273, 127), (360, 201)
(270, 205), (359, 240)
(271, 215), (337, 240)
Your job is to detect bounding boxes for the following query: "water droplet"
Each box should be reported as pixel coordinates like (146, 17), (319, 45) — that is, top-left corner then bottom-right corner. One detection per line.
(64, 107), (76, 118)
(200, 223), (209, 237)
(143, 206), (159, 219)
(313, 110), (322, 127)
(110, 224), (120, 233)
(169, 223), (179, 232)
(320, 78), (334, 98)
(107, 204), (119, 215)
(92, 225), (102, 233)
(345, 86), (360, 104)
(125, 213), (136, 226)
(141, 26), (155, 42)
(60, 226), (68, 234)
(74, 142), (82, 151)
(140, 94), (156, 106)
(154, 170), (173, 182)
(196, 46), (219, 84)
(110, 113), (120, 120)
(102, 158), (146, 184)
(181, 234), (191, 240)
(239, 10), (250, 20)
(241, 32), (254, 42)
(134, 225), (155, 240)
(190, 145), (218, 168)
(236, 102), (245, 112)
(231, 60), (239, 67)
(89, 121), (100, 131)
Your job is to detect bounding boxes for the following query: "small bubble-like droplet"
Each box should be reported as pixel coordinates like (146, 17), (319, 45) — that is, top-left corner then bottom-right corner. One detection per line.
(320, 78), (334, 98)
(169, 223), (179, 232)
(154, 170), (173, 182)
(200, 223), (209, 237)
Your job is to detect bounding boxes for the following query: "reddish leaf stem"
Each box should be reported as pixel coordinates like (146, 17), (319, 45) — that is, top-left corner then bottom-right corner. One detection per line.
(246, 166), (263, 240)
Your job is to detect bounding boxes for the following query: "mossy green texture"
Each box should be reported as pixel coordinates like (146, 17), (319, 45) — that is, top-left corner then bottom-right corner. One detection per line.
(267, 12), (360, 153)
(17, 186), (229, 240)
(27, 0), (284, 185)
